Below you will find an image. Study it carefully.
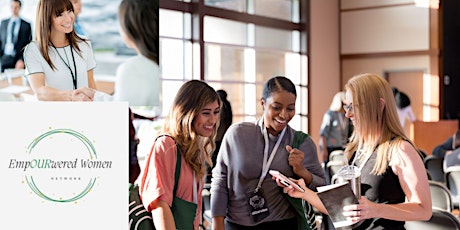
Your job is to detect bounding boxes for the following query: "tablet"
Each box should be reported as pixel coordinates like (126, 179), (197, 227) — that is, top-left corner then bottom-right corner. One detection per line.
(269, 170), (305, 193)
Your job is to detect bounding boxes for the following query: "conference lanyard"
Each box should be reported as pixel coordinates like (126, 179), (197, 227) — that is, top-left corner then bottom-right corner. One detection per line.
(255, 122), (287, 192)
(51, 42), (78, 90)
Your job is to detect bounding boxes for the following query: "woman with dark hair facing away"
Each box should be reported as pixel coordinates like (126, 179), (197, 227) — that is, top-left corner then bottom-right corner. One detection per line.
(85, 0), (161, 116)
(211, 76), (325, 230)
(97, 0), (160, 183)
(24, 0), (96, 101)
(280, 73), (431, 229)
(139, 80), (221, 230)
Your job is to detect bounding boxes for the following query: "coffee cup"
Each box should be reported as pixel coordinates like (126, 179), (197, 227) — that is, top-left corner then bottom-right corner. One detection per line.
(336, 165), (361, 199)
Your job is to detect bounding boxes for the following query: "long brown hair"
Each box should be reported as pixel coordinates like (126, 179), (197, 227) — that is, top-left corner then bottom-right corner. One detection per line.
(162, 80), (221, 178)
(345, 73), (415, 175)
(35, 0), (87, 70)
(118, 0), (159, 64)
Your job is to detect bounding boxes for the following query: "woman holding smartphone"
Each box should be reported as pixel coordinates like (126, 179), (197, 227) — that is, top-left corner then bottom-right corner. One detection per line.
(281, 73), (431, 229)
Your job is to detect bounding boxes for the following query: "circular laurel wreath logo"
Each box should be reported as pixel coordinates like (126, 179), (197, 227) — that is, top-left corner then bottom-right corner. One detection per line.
(25, 128), (97, 203)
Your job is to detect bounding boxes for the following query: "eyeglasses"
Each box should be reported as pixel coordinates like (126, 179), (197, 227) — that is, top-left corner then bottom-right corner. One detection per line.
(343, 103), (354, 113)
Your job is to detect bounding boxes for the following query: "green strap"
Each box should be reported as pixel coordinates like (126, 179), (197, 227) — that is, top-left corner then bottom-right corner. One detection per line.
(173, 145), (181, 196)
(293, 131), (309, 149)
(291, 131), (309, 180)
(290, 130), (315, 230)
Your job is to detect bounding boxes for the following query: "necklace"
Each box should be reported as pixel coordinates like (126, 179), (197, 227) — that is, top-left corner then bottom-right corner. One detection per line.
(51, 42), (77, 89)
(352, 148), (367, 167)
(352, 143), (379, 170)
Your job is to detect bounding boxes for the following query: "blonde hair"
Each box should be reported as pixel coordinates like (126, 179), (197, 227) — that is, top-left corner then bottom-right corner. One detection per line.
(162, 80), (221, 178)
(344, 73), (414, 175)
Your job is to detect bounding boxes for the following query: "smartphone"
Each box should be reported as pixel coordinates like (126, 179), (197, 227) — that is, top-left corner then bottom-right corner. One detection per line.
(269, 170), (305, 193)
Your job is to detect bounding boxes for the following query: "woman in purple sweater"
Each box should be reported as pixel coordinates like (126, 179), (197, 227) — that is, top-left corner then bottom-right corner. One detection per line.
(210, 76), (326, 230)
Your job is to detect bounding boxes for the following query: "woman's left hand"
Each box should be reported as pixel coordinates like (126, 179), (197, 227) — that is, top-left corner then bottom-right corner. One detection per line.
(342, 196), (377, 223)
(286, 145), (304, 173)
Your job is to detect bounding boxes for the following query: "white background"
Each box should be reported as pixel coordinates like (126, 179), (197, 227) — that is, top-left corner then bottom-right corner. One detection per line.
(0, 102), (128, 229)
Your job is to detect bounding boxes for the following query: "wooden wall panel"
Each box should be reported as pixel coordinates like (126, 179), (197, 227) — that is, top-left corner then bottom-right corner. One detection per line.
(341, 5), (429, 54)
(412, 120), (459, 154)
(341, 0), (414, 10)
(341, 55), (430, 82)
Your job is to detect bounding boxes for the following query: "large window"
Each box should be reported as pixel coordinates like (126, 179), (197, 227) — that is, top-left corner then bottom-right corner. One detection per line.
(162, 0), (309, 130)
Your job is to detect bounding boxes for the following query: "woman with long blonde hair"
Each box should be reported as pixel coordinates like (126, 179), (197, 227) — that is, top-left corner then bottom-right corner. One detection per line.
(140, 80), (221, 230)
(280, 73), (431, 229)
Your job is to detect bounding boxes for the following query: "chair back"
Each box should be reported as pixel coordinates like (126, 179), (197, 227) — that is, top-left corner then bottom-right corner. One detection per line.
(425, 155), (445, 183)
(329, 150), (345, 162)
(429, 180), (453, 212)
(330, 174), (340, 184)
(326, 161), (344, 181)
(405, 208), (460, 230)
(418, 149), (428, 159)
(201, 184), (212, 229)
(445, 166), (460, 209)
